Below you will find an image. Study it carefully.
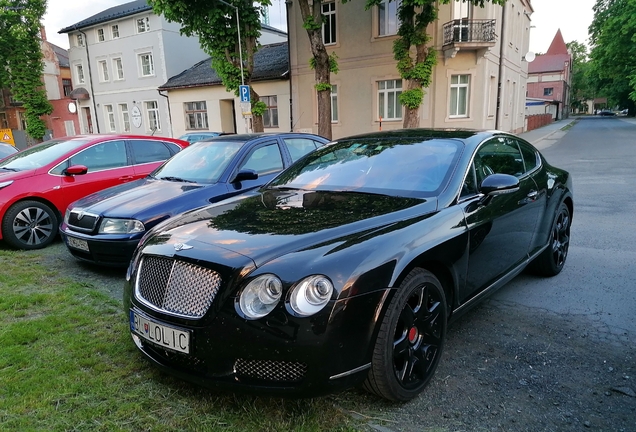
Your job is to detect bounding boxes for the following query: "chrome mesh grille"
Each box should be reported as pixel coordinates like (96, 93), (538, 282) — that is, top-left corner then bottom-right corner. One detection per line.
(235, 359), (307, 382)
(136, 255), (222, 318)
(67, 211), (99, 232)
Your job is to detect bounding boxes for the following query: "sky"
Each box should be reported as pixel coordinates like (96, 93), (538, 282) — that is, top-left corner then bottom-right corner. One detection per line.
(42, 0), (595, 53)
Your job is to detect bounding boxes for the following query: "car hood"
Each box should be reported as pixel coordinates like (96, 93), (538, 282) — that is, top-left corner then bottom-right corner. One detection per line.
(0, 168), (38, 182)
(70, 178), (209, 218)
(147, 189), (437, 268)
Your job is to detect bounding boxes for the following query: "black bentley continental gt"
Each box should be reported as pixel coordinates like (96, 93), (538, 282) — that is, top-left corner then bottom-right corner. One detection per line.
(123, 129), (573, 401)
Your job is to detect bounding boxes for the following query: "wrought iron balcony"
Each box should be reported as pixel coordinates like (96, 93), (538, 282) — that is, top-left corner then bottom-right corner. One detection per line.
(442, 19), (497, 62)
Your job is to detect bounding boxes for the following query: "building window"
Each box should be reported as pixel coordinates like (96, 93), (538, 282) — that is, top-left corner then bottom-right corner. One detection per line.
(450, 74), (470, 117)
(113, 57), (124, 80)
(18, 111), (27, 130)
(138, 53), (154, 77)
(261, 96), (278, 128)
(76, 34), (84, 47)
(97, 28), (105, 42)
(119, 103), (130, 132)
(378, 0), (400, 36)
(137, 17), (150, 33)
(98, 60), (109, 82)
(322, 2), (336, 45)
(76, 64), (85, 84)
(331, 85), (338, 122)
(145, 100), (161, 131)
(378, 79), (402, 120)
(184, 101), (208, 130)
(111, 24), (119, 39)
(544, 87), (554, 96)
(104, 104), (116, 132)
(0, 113), (8, 129)
(62, 79), (72, 97)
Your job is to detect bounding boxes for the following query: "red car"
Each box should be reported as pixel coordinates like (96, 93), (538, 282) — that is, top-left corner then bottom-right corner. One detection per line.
(0, 135), (188, 250)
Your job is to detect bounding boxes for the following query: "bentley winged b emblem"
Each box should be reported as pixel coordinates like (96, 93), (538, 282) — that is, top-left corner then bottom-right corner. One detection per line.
(174, 243), (193, 251)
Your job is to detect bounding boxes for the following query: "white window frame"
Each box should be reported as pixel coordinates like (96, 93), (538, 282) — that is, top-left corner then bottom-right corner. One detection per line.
(449, 74), (470, 118)
(113, 57), (124, 80)
(96, 28), (105, 42)
(76, 34), (84, 47)
(136, 17), (150, 34)
(261, 96), (279, 128)
(377, 79), (403, 121)
(119, 103), (130, 132)
(104, 104), (116, 132)
(184, 101), (209, 130)
(75, 64), (85, 84)
(144, 100), (161, 132)
(321, 1), (337, 45)
(98, 60), (109, 82)
(330, 84), (338, 123)
(138, 52), (155, 77)
(111, 24), (120, 39)
(378, 0), (400, 36)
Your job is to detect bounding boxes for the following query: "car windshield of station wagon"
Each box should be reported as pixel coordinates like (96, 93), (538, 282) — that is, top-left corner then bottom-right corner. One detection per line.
(269, 138), (462, 196)
(0, 139), (93, 171)
(150, 140), (243, 184)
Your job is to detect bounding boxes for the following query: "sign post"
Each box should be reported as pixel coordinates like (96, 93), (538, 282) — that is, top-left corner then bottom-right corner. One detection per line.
(239, 84), (252, 133)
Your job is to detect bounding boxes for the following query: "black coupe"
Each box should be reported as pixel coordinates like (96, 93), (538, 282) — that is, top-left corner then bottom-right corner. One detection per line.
(123, 129), (573, 401)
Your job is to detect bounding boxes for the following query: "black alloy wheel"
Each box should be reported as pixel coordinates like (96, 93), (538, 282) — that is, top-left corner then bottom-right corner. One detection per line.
(1, 200), (58, 250)
(530, 202), (571, 276)
(364, 268), (447, 401)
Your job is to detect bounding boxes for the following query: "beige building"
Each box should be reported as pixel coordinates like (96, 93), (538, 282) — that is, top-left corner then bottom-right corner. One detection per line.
(287, 0), (533, 138)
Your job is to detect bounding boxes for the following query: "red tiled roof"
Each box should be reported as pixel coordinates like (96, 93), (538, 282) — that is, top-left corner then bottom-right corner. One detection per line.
(528, 53), (570, 74)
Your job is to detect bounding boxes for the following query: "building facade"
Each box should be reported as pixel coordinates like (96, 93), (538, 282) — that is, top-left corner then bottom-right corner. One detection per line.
(526, 29), (572, 120)
(59, 0), (210, 137)
(287, 0), (533, 138)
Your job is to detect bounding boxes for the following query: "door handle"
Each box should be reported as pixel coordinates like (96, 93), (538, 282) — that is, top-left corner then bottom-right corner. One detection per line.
(526, 190), (539, 200)
(119, 176), (134, 182)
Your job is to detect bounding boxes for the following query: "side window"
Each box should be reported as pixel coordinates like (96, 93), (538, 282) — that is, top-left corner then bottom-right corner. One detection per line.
(164, 141), (183, 156)
(69, 140), (128, 172)
(517, 141), (539, 173)
(239, 142), (284, 175)
(130, 140), (172, 164)
(477, 138), (525, 178)
(283, 138), (319, 163)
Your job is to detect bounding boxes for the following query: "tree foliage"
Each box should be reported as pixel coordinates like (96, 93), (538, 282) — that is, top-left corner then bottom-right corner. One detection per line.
(148, 0), (271, 131)
(566, 41), (593, 113)
(0, 0), (53, 140)
(362, 0), (505, 128)
(588, 0), (636, 112)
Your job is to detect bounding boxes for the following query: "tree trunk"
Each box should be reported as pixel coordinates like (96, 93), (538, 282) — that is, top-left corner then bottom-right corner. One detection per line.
(402, 78), (422, 128)
(250, 88), (264, 132)
(298, 0), (333, 140)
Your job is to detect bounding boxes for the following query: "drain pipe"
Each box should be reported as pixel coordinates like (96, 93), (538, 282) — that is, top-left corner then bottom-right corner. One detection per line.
(77, 27), (100, 133)
(495, 2), (507, 130)
(158, 89), (174, 137)
(285, 0), (294, 131)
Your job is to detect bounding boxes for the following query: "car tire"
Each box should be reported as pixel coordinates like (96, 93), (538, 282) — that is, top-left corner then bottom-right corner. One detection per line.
(529, 202), (571, 276)
(363, 268), (447, 402)
(2, 200), (58, 250)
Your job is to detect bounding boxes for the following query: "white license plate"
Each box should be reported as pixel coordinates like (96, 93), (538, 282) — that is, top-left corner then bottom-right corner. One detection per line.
(130, 310), (190, 354)
(67, 236), (89, 252)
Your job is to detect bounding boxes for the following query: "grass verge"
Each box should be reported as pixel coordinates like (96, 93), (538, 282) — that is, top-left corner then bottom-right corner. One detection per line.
(0, 249), (360, 432)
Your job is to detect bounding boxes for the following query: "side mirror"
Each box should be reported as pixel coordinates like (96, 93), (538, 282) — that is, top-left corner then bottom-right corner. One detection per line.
(480, 173), (519, 196)
(64, 165), (88, 176)
(231, 169), (258, 183)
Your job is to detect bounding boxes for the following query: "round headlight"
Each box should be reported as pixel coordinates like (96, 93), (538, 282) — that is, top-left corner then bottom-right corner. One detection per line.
(237, 274), (283, 320)
(289, 275), (334, 317)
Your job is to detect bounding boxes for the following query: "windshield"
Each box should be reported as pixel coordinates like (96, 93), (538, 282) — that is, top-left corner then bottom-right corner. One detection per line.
(152, 140), (243, 183)
(269, 137), (462, 197)
(0, 138), (92, 171)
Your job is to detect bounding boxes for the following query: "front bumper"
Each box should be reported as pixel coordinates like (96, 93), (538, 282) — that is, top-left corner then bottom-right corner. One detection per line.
(126, 288), (391, 397)
(60, 228), (140, 267)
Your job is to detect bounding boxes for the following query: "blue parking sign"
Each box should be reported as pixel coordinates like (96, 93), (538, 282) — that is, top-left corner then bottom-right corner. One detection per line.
(239, 85), (250, 103)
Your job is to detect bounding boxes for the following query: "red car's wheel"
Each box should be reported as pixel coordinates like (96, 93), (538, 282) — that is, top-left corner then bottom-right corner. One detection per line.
(2, 201), (58, 250)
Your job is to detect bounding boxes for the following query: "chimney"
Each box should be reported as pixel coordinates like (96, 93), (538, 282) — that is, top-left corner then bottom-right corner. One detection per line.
(40, 26), (47, 41)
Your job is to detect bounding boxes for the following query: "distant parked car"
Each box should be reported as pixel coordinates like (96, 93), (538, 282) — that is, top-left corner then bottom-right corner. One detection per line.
(178, 132), (224, 143)
(60, 132), (329, 267)
(620, 108), (629, 115)
(598, 110), (616, 116)
(0, 135), (189, 250)
(0, 143), (18, 160)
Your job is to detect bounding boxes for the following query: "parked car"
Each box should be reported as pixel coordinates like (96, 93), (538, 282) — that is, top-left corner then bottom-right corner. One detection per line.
(123, 129), (573, 401)
(0, 135), (188, 250)
(0, 143), (18, 160)
(597, 109), (616, 116)
(178, 132), (224, 143)
(60, 133), (329, 267)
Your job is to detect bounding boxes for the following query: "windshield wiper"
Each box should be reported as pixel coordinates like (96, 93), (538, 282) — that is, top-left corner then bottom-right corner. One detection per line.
(158, 176), (195, 183)
(0, 167), (19, 172)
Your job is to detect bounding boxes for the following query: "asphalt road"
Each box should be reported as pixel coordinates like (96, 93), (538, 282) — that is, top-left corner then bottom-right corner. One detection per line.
(491, 116), (636, 343)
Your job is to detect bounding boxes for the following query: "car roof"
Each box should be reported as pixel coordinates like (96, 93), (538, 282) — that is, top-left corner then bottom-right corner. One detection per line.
(200, 132), (328, 143)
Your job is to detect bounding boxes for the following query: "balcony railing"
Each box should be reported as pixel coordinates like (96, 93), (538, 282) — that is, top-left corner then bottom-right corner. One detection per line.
(443, 19), (497, 46)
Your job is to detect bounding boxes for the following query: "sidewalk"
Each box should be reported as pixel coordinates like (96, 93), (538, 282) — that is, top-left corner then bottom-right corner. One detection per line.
(517, 117), (578, 146)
